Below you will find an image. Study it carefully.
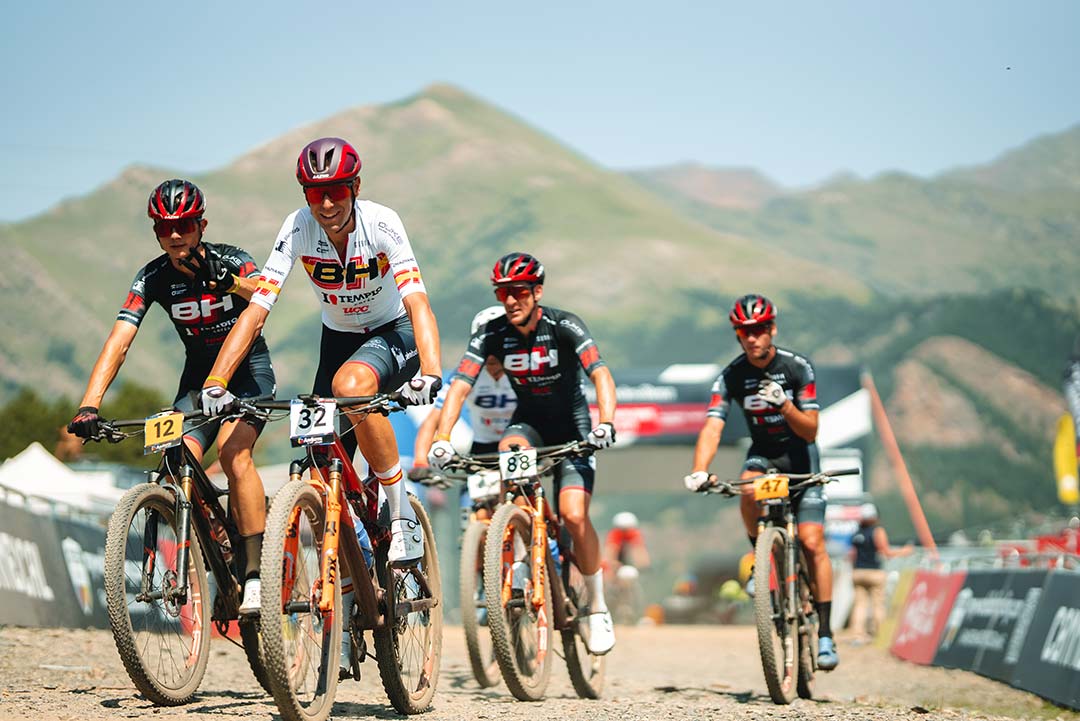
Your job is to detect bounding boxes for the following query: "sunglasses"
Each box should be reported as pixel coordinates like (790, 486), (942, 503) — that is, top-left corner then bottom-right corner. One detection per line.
(736, 322), (773, 338)
(303, 183), (351, 205)
(494, 285), (535, 302)
(153, 218), (200, 237)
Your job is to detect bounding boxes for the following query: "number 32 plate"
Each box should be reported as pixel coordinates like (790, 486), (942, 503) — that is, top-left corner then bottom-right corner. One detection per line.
(290, 399), (337, 447)
(499, 448), (537, 481)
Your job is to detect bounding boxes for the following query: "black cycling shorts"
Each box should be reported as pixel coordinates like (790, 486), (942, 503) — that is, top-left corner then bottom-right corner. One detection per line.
(501, 421), (595, 496)
(742, 442), (825, 526)
(313, 316), (419, 396)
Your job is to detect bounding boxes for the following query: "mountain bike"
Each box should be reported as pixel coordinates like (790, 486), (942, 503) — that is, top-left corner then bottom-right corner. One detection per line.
(446, 441), (606, 701)
(413, 463), (503, 688)
(257, 393), (442, 721)
(89, 400), (283, 705)
(700, 468), (857, 704)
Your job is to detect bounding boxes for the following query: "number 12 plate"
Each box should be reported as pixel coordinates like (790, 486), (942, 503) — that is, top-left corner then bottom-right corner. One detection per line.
(290, 399), (337, 447)
(144, 411), (184, 454)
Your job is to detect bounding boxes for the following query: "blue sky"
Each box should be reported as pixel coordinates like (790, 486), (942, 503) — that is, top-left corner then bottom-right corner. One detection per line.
(3, 1), (1078, 221)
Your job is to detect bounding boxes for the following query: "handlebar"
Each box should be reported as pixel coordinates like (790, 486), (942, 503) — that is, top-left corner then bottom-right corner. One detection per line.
(442, 440), (594, 475)
(700, 467), (861, 496)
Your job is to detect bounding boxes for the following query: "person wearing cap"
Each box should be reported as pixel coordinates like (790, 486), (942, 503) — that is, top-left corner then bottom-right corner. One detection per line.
(848, 502), (914, 643)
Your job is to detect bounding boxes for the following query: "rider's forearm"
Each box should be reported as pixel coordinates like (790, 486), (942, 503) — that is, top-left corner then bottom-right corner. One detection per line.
(691, 419), (724, 472)
(591, 366), (617, 424)
(205, 304), (268, 386)
(781, 403), (818, 442)
(404, 294), (441, 378)
(80, 321), (138, 407)
(413, 406), (442, 463)
(435, 379), (470, 439)
(226, 274), (260, 302)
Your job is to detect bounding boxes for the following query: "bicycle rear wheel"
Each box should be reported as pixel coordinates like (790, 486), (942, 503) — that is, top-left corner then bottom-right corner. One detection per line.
(238, 616), (272, 695)
(754, 526), (797, 704)
(260, 480), (341, 721)
(374, 493), (443, 714)
(460, 519), (500, 688)
(104, 483), (211, 706)
(796, 546), (818, 700)
(483, 502), (553, 701)
(561, 558), (606, 699)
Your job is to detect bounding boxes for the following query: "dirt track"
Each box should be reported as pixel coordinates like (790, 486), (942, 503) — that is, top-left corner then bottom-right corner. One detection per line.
(0, 624), (1075, 721)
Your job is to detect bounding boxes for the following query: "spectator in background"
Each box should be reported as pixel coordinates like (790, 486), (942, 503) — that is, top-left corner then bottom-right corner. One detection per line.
(848, 502), (914, 643)
(1064, 335), (1080, 463)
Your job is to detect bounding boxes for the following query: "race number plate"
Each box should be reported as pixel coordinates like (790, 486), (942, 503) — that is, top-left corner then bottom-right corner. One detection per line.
(144, 411), (184, 454)
(467, 470), (501, 502)
(753, 474), (789, 501)
(290, 399), (337, 447)
(499, 448), (538, 481)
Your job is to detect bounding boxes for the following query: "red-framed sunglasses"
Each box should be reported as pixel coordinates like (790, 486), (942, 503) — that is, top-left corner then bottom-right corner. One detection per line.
(494, 285), (535, 302)
(735, 322), (773, 338)
(153, 218), (201, 237)
(303, 183), (351, 205)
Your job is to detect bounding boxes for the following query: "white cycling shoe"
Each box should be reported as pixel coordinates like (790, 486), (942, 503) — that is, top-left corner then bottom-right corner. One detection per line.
(388, 517), (424, 567)
(238, 577), (261, 616)
(582, 610), (616, 655)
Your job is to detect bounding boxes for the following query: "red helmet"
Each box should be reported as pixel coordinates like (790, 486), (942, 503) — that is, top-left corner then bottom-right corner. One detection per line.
(729, 293), (777, 327)
(147, 179), (205, 220)
(296, 137), (361, 186)
(491, 252), (545, 286)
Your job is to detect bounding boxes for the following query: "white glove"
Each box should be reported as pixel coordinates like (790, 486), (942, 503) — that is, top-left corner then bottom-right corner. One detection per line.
(587, 422), (617, 449)
(757, 379), (787, 408)
(201, 386), (237, 417)
(684, 471), (711, 492)
(428, 439), (458, 470)
(399, 374), (442, 405)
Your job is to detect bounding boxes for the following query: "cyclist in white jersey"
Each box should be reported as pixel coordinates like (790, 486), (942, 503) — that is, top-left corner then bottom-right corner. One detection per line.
(201, 137), (442, 568)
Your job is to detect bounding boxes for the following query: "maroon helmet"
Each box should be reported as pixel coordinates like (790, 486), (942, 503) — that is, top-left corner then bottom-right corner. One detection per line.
(729, 293), (777, 327)
(491, 252), (545, 286)
(147, 179), (205, 220)
(296, 137), (361, 186)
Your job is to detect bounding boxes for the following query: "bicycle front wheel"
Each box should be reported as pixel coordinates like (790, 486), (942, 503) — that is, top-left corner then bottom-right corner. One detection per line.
(754, 525), (797, 705)
(374, 493), (443, 714)
(796, 545), (818, 700)
(260, 480), (341, 721)
(483, 502), (553, 702)
(104, 483), (211, 706)
(460, 519), (500, 688)
(561, 558), (606, 699)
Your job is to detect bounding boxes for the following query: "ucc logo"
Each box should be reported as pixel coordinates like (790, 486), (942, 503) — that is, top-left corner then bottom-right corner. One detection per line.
(504, 348), (559, 373)
(303, 254), (389, 290)
(171, 295), (234, 323)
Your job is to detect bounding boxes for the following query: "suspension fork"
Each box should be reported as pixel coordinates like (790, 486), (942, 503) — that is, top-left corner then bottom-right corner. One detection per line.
(319, 459), (344, 614)
(530, 487), (549, 611)
(280, 461), (306, 604)
(170, 466), (196, 603)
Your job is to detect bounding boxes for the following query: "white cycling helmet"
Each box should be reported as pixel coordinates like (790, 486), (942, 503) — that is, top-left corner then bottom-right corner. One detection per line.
(471, 305), (506, 335)
(613, 511), (639, 530)
(859, 502), (879, 521)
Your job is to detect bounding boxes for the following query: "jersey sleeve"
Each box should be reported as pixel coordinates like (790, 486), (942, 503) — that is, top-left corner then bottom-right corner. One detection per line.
(218, 245), (259, 278)
(250, 212), (301, 312)
(375, 208), (427, 299)
(557, 311), (606, 375)
(452, 328), (487, 387)
(116, 266), (152, 327)
(792, 354), (820, 411)
(705, 372), (731, 420)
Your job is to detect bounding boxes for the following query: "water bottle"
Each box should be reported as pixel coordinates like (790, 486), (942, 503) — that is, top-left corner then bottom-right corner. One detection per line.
(548, 537), (563, 578)
(356, 521), (374, 570)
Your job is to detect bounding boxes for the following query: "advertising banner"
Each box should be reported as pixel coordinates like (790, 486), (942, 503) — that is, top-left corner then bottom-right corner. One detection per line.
(1010, 570), (1080, 710)
(52, 516), (111, 629)
(874, 567), (916, 650)
(890, 568), (967, 664)
(931, 569), (1047, 682)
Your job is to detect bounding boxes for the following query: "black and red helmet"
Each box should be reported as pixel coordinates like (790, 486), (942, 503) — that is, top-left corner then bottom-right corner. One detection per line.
(296, 137), (361, 186)
(147, 179), (205, 220)
(729, 293), (777, 327)
(491, 252), (545, 286)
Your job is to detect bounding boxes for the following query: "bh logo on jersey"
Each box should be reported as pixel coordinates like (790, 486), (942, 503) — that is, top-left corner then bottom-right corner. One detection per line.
(504, 348), (559, 374)
(303, 254), (390, 291)
(171, 295), (234, 324)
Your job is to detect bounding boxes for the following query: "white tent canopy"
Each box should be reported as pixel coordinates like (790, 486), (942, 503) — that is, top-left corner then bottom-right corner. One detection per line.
(0, 442), (124, 515)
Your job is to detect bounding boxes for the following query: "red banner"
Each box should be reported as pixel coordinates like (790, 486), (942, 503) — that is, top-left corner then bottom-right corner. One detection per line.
(890, 569), (967, 664)
(588, 403), (706, 440)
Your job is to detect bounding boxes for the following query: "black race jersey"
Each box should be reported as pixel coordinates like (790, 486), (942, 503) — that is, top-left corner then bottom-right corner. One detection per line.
(707, 347), (820, 453)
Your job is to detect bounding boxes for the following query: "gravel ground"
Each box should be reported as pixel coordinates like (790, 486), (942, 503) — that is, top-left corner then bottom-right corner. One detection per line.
(1, 624), (1076, 721)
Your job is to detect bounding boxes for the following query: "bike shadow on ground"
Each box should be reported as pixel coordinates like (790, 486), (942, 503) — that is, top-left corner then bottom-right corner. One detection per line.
(333, 700), (415, 720)
(99, 688), (271, 714)
(653, 684), (833, 707)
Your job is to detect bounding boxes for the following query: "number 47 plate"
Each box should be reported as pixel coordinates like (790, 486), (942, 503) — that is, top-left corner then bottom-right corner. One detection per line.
(290, 399), (337, 447)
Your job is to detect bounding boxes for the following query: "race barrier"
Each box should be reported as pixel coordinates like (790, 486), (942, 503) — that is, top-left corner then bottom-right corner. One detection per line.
(0, 499), (109, 629)
(887, 563), (1080, 710)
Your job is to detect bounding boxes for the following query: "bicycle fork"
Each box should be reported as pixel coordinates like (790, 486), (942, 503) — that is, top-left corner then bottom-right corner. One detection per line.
(139, 467), (195, 606)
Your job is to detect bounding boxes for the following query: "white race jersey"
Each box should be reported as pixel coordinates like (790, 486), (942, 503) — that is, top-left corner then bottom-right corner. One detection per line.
(252, 200), (426, 332)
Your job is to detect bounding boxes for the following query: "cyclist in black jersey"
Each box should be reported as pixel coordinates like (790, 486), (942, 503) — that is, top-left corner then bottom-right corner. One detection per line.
(67, 179), (276, 614)
(428, 252), (619, 655)
(683, 293), (839, 670)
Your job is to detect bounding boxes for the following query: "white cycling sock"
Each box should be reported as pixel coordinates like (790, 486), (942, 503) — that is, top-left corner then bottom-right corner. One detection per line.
(585, 569), (608, 613)
(375, 464), (415, 522)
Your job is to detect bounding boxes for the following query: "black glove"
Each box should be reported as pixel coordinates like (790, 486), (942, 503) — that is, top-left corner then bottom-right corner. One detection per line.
(181, 246), (235, 293)
(407, 465), (434, 483)
(68, 406), (101, 439)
